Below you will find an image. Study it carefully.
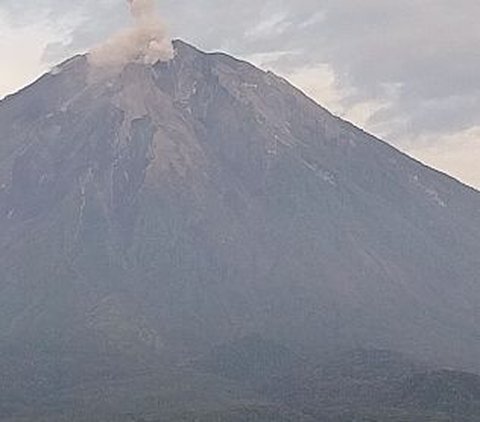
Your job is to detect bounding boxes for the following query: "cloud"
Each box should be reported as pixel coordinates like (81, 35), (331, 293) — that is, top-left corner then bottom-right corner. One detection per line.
(314, 0), (480, 141)
(0, 8), (63, 98)
(407, 126), (480, 189)
(88, 0), (173, 69)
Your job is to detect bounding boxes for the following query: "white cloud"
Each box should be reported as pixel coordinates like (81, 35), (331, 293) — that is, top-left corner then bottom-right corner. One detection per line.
(407, 127), (480, 189)
(245, 12), (290, 40)
(0, 11), (60, 98)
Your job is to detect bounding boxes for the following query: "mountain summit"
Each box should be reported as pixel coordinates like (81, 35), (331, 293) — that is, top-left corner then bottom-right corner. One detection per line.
(0, 40), (480, 421)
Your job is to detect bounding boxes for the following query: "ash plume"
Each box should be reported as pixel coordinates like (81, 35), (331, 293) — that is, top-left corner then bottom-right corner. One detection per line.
(88, 0), (173, 69)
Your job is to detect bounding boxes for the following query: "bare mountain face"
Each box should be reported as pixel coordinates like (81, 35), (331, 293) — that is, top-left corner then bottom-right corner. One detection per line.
(0, 40), (480, 420)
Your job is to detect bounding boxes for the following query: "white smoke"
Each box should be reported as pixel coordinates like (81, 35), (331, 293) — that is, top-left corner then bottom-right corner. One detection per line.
(88, 0), (173, 69)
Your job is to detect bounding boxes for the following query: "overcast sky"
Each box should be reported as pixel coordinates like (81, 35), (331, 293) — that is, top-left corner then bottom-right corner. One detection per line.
(1, 0), (479, 188)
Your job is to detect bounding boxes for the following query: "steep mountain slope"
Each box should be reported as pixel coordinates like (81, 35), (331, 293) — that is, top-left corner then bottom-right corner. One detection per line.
(0, 40), (480, 420)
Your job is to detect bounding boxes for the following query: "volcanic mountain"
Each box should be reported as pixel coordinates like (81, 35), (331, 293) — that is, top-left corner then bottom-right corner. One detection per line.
(0, 40), (480, 421)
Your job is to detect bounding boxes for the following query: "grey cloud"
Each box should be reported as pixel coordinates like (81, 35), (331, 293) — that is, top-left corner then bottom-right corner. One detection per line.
(313, 0), (480, 141)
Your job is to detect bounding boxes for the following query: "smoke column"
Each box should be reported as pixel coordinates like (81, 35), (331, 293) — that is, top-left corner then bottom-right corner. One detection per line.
(89, 0), (173, 69)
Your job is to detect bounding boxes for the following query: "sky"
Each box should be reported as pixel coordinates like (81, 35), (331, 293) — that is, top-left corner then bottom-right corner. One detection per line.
(0, 0), (479, 188)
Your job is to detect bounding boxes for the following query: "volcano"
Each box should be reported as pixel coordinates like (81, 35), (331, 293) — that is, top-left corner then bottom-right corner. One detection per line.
(0, 40), (480, 421)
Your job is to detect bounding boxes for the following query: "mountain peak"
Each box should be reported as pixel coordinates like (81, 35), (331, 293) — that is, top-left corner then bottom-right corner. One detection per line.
(172, 38), (204, 54)
(1, 42), (480, 422)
